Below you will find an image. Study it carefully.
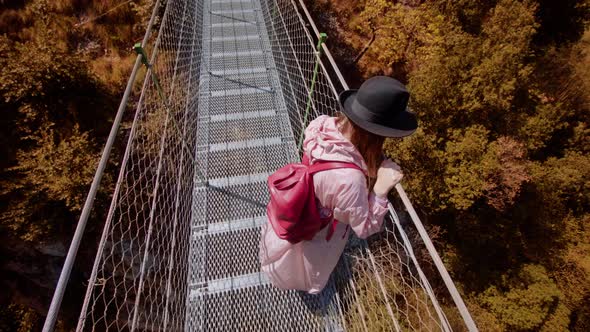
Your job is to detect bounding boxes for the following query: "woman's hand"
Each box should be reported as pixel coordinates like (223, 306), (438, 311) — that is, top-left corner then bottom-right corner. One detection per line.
(373, 159), (403, 198)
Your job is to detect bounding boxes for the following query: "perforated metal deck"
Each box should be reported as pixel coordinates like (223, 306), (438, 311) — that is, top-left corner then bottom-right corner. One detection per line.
(185, 0), (342, 330)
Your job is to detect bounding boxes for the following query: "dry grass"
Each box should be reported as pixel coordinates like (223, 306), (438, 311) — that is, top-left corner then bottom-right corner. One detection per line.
(90, 52), (137, 91)
(0, 0), (149, 94)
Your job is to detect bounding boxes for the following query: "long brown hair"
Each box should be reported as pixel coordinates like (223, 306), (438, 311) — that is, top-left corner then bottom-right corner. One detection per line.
(337, 113), (385, 188)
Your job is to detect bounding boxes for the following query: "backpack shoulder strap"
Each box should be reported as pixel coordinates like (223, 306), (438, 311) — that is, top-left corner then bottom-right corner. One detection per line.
(307, 160), (365, 175)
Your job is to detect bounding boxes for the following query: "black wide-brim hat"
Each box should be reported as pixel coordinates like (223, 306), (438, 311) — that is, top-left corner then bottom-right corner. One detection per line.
(339, 76), (418, 137)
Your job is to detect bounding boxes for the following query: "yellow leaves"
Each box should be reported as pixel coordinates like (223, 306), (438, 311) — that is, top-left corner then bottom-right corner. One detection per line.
(1, 124), (100, 241)
(403, 0), (540, 120)
(442, 126), (530, 211)
(443, 126), (489, 210)
(479, 264), (570, 330)
(481, 137), (530, 211)
(355, 1), (455, 75)
(384, 128), (448, 212)
(358, 0), (390, 23)
(90, 53), (136, 92)
(568, 122), (590, 154)
(482, 0), (538, 45)
(12, 125), (98, 211)
(519, 102), (570, 153)
(530, 151), (590, 214)
(0, 304), (41, 332)
(460, 0), (539, 112)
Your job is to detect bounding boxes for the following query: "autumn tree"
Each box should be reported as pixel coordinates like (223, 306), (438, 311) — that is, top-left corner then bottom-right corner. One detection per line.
(0, 4), (115, 241)
(342, 0), (590, 329)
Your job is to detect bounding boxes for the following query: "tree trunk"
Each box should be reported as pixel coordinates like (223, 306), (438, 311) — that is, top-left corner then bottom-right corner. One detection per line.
(354, 27), (377, 64)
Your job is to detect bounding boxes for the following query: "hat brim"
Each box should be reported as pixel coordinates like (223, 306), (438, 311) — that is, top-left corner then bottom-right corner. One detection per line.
(339, 89), (417, 138)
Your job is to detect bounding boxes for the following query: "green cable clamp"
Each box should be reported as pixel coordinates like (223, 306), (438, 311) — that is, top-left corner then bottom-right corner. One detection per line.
(317, 33), (328, 49)
(298, 33), (328, 152)
(133, 43), (151, 67)
(133, 42), (166, 103)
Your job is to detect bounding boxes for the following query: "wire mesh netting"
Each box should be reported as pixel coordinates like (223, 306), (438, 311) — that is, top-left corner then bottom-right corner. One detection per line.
(78, 0), (205, 330)
(75, 0), (472, 331)
(332, 210), (460, 332)
(259, 0), (340, 148)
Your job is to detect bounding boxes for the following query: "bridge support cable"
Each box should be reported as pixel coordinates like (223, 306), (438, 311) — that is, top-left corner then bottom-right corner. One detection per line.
(298, 32), (327, 151)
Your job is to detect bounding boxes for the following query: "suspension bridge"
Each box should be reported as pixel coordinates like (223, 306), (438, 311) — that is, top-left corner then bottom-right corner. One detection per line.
(43, 0), (478, 331)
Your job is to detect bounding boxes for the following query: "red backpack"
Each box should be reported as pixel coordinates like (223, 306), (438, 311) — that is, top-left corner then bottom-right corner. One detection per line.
(266, 155), (364, 244)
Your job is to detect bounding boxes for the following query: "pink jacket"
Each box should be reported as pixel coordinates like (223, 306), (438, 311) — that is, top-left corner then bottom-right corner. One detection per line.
(259, 115), (389, 294)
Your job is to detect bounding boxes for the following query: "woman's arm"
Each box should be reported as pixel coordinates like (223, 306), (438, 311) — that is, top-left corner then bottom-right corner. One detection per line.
(314, 169), (389, 239)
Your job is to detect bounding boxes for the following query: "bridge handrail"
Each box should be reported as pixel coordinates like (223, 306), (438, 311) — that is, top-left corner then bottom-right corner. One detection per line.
(41, 1), (165, 331)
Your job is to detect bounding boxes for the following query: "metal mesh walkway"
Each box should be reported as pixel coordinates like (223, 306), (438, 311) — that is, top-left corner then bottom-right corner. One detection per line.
(186, 0), (341, 330)
(42, 0), (478, 331)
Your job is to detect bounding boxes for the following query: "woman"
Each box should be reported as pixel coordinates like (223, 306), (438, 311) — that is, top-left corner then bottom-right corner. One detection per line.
(259, 76), (418, 294)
